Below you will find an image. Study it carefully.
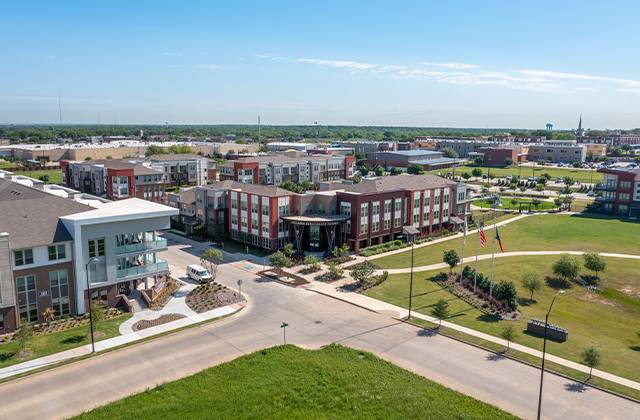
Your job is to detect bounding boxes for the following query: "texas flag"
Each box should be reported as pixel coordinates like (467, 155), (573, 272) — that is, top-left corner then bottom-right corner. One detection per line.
(495, 226), (505, 253)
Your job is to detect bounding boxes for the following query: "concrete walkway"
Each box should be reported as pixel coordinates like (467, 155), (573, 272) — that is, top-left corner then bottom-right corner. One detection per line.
(304, 279), (640, 393)
(375, 250), (640, 274)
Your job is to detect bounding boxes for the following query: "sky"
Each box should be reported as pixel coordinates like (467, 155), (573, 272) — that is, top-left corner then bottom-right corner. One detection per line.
(1, 0), (639, 129)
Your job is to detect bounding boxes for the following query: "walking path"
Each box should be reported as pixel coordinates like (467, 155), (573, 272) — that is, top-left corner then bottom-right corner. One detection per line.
(374, 250), (640, 274)
(304, 278), (640, 393)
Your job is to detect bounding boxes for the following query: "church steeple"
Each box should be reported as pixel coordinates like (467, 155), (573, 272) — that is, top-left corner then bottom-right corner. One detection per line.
(578, 114), (582, 130)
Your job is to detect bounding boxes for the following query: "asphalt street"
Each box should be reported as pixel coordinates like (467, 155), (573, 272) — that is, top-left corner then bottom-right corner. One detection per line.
(0, 238), (637, 420)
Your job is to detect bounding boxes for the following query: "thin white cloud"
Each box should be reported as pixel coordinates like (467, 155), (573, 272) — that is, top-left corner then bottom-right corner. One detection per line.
(163, 52), (181, 56)
(269, 56), (282, 60)
(196, 65), (221, 69)
(519, 70), (640, 88)
(255, 54), (269, 58)
(422, 62), (478, 69)
(620, 88), (640, 94)
(296, 58), (378, 70)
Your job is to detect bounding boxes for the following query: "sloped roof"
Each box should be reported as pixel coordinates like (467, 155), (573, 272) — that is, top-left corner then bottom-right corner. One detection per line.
(0, 179), (93, 249)
(331, 174), (450, 194)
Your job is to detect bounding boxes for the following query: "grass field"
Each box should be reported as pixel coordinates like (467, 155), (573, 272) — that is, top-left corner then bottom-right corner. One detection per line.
(10, 169), (63, 184)
(365, 256), (640, 382)
(0, 314), (132, 369)
(373, 214), (639, 269)
(0, 161), (16, 168)
(473, 197), (558, 210)
(425, 165), (604, 184)
(72, 344), (520, 420)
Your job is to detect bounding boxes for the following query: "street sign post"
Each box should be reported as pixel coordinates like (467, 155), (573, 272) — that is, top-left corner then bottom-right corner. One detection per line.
(281, 322), (289, 344)
(237, 279), (243, 296)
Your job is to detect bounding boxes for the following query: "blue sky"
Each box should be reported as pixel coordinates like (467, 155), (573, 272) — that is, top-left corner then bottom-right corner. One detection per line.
(1, 0), (639, 129)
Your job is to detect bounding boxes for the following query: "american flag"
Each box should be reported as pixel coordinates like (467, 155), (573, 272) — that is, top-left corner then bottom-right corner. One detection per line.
(479, 221), (486, 248)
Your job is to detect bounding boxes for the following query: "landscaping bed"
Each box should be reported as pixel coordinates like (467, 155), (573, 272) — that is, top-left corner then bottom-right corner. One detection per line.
(132, 314), (187, 332)
(322, 255), (354, 265)
(185, 282), (245, 314)
(342, 271), (389, 293)
(258, 269), (309, 286)
(148, 279), (182, 311)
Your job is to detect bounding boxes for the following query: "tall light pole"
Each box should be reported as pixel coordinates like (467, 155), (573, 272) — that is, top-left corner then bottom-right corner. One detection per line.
(85, 257), (100, 353)
(537, 290), (565, 420)
(408, 241), (414, 320)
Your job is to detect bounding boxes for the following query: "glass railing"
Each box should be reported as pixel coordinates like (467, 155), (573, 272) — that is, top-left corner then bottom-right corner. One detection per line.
(115, 239), (168, 255)
(117, 258), (168, 278)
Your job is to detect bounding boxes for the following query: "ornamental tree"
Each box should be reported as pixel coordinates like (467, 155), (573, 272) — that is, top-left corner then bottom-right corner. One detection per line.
(552, 253), (581, 282)
(583, 251), (607, 278)
(443, 249), (459, 274)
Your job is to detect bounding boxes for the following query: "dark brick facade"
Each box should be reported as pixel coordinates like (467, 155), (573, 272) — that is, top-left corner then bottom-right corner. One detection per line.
(0, 307), (17, 335)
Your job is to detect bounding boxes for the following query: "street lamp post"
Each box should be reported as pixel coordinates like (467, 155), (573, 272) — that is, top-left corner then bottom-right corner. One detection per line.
(537, 290), (565, 420)
(408, 242), (414, 320)
(85, 257), (100, 353)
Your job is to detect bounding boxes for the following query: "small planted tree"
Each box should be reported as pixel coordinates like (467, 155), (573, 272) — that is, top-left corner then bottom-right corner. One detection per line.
(201, 248), (223, 282)
(374, 164), (384, 176)
(270, 251), (291, 275)
(471, 168), (483, 180)
(521, 270), (545, 301)
(303, 254), (320, 272)
(552, 253), (581, 282)
(212, 224), (229, 245)
(91, 301), (105, 337)
(531, 198), (541, 209)
(431, 299), (450, 328)
(500, 324), (518, 351)
(193, 218), (206, 238)
(581, 346), (602, 381)
(327, 262), (344, 279)
(351, 262), (374, 285)
(504, 157), (514, 166)
(461, 172), (471, 181)
(443, 249), (459, 275)
(583, 251), (607, 278)
(42, 307), (55, 328)
(15, 318), (34, 356)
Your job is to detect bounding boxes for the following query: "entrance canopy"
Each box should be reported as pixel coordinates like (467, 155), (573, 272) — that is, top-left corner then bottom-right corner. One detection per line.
(282, 214), (350, 226)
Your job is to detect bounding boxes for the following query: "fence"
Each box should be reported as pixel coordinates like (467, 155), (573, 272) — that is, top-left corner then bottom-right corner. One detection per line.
(5, 165), (61, 172)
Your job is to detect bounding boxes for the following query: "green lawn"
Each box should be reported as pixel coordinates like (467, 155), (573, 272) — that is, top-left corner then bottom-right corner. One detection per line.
(72, 344), (520, 420)
(214, 241), (269, 258)
(11, 169), (63, 184)
(0, 161), (17, 168)
(0, 314), (132, 369)
(373, 214), (639, 269)
(473, 197), (558, 210)
(426, 165), (603, 184)
(365, 256), (640, 382)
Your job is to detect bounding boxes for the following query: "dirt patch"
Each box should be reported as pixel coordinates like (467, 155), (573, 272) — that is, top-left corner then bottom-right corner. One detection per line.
(501, 348), (516, 354)
(133, 314), (187, 331)
(619, 287), (640, 298)
(577, 292), (615, 306)
(500, 311), (523, 322)
(582, 376), (597, 383)
(92, 331), (106, 338)
(18, 350), (34, 359)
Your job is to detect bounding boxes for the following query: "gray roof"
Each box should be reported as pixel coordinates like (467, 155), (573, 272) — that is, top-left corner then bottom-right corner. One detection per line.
(0, 179), (93, 249)
(177, 189), (196, 204)
(204, 180), (297, 197)
(71, 159), (162, 176)
(142, 154), (207, 161)
(331, 174), (450, 194)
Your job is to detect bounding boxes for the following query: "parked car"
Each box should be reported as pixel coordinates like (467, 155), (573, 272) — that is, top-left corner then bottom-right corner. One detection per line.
(186, 264), (212, 283)
(528, 176), (535, 181)
(506, 175), (513, 180)
(557, 163), (563, 167)
(483, 174), (488, 179)
(587, 190), (595, 197)
(446, 172), (453, 177)
(556, 177), (564, 183)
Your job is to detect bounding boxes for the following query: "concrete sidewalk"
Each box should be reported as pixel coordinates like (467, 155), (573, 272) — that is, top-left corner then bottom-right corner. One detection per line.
(375, 250), (640, 274)
(304, 278), (640, 393)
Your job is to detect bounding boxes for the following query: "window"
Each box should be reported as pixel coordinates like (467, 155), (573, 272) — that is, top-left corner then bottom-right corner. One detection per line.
(251, 203), (258, 213)
(443, 208), (449, 218)
(373, 221), (379, 232)
(17, 275), (37, 322)
(50, 270), (70, 317)
(89, 264), (107, 282)
(197, 194), (203, 203)
(340, 203), (351, 216)
(318, 204), (326, 214)
(241, 217), (248, 228)
(91, 289), (108, 306)
(345, 220), (351, 233)
(48, 244), (66, 261)
(413, 214), (419, 224)
(395, 216), (401, 227)
(395, 201), (401, 212)
(262, 204), (269, 216)
(434, 195), (440, 205)
(384, 219), (391, 229)
(262, 222), (269, 233)
(360, 222), (368, 234)
(361, 203), (369, 217)
(619, 193), (630, 201)
(305, 204), (312, 214)
(444, 194), (450, 204)
(619, 204), (628, 213)
(14, 249), (34, 266)
(241, 200), (247, 211)
(218, 196), (224, 207)
(372, 201), (380, 215)
(231, 198), (238, 209)
(0, 312), (3, 329)
(88, 238), (105, 258)
(434, 210), (440, 220)
(621, 181), (631, 189)
(384, 200), (392, 213)
(232, 214), (238, 226)
(414, 198), (420, 210)
(251, 218), (258, 230)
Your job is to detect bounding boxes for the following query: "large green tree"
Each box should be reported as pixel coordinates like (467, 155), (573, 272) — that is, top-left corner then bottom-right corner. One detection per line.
(521, 270), (544, 301)
(442, 250), (459, 274)
(440, 147), (459, 159)
(407, 163), (424, 175)
(552, 253), (581, 282)
(145, 145), (168, 156)
(583, 251), (607, 278)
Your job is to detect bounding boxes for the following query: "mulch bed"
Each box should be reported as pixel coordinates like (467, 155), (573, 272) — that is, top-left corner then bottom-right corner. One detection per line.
(347, 261), (381, 271)
(132, 314), (187, 331)
(149, 280), (183, 311)
(185, 282), (246, 314)
(323, 255), (355, 265)
(258, 269), (309, 286)
(18, 350), (34, 359)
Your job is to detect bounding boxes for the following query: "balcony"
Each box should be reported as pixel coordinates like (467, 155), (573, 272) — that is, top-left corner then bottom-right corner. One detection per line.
(594, 196), (615, 203)
(117, 257), (168, 278)
(116, 239), (168, 255)
(596, 182), (617, 191)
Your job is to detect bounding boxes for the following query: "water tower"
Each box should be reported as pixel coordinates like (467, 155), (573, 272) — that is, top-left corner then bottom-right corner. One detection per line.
(546, 123), (553, 131)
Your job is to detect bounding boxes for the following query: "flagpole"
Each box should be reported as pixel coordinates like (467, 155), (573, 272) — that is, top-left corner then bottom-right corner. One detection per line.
(474, 221), (479, 294)
(460, 222), (466, 283)
(489, 218), (496, 301)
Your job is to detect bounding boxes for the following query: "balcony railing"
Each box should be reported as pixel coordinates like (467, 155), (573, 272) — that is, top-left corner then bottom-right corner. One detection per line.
(115, 239), (168, 255)
(596, 182), (617, 191)
(594, 196), (615, 203)
(117, 258), (168, 278)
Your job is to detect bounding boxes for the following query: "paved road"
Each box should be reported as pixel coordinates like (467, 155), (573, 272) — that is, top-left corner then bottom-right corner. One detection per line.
(0, 239), (638, 420)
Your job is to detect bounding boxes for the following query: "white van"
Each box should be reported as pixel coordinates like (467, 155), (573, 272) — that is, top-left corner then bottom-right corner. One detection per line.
(186, 265), (212, 283)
